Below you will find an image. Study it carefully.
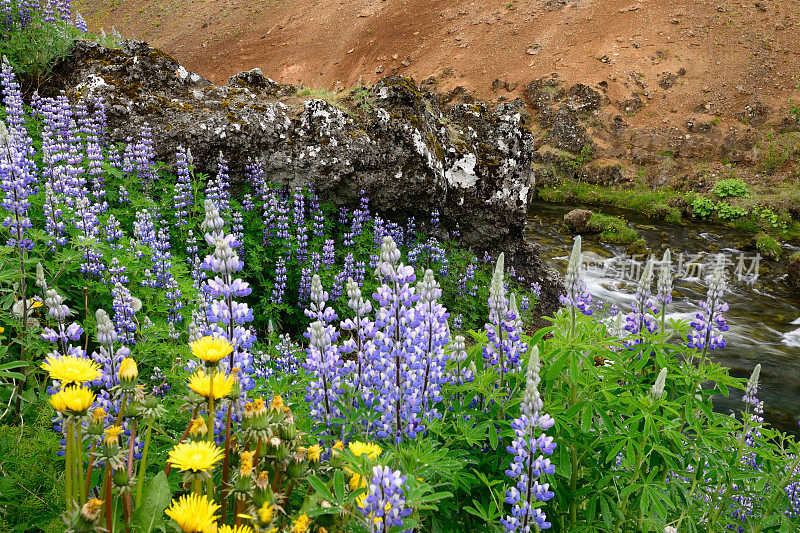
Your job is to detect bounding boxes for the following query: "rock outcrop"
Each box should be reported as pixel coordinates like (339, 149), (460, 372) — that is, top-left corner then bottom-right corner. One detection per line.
(40, 39), (562, 314)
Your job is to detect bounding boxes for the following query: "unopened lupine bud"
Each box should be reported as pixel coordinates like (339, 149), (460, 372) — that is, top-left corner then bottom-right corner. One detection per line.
(95, 309), (117, 345)
(35, 263), (47, 290)
(743, 364), (761, 405)
(650, 368), (668, 400)
(521, 346), (543, 419)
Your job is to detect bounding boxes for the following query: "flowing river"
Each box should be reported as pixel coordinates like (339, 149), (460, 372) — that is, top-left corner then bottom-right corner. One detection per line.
(525, 201), (800, 435)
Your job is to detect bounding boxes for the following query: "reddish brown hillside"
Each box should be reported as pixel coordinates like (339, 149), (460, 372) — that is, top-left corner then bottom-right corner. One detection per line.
(75, 0), (800, 126)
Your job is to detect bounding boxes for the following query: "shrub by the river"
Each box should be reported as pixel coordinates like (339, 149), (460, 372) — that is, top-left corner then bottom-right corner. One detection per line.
(755, 232), (782, 260)
(586, 214), (639, 245)
(3, 35), (800, 533)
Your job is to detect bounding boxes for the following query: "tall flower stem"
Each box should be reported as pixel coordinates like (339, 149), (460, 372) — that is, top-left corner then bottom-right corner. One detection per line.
(84, 440), (96, 499)
(65, 420), (74, 507)
(206, 369), (216, 497)
(75, 423), (85, 505)
(135, 416), (155, 506)
(220, 405), (233, 519)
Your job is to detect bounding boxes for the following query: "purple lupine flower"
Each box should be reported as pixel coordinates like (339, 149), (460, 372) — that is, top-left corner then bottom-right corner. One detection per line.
(559, 236), (593, 316)
(43, 184), (67, 250)
(483, 254), (526, 387)
(414, 269), (450, 422)
(41, 288), (84, 356)
(309, 189), (325, 237)
(74, 11), (87, 32)
(303, 277), (345, 431)
(452, 313), (463, 331)
(271, 257), (287, 303)
(371, 236), (424, 442)
(340, 278), (377, 400)
(241, 193), (255, 212)
(90, 308), (130, 390)
(304, 274), (338, 325)
(274, 333), (301, 375)
(111, 283), (138, 345)
(623, 257), (659, 348)
(687, 254), (729, 354)
(656, 249), (673, 332)
(206, 151), (231, 215)
(73, 198), (106, 278)
(322, 238), (336, 269)
(107, 257), (128, 285)
(530, 282), (542, 299)
(447, 333), (474, 386)
(173, 147), (194, 228)
(358, 466), (413, 532)
(1, 58), (37, 252)
(501, 347), (556, 532)
(200, 200), (256, 389)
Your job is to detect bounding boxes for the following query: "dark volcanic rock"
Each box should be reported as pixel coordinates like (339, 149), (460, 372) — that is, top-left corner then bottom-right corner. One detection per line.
(788, 255), (800, 289)
(548, 107), (592, 153)
(41, 39), (562, 313)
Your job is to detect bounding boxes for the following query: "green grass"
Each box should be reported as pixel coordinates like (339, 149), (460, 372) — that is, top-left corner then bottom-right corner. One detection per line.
(755, 232), (782, 260)
(536, 179), (682, 223)
(586, 214), (639, 244)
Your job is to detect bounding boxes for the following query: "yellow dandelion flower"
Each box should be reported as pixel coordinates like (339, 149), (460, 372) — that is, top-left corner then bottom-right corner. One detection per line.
(348, 441), (382, 461)
(41, 355), (101, 385)
(257, 502), (274, 524)
(308, 444), (322, 463)
(91, 407), (107, 423)
(168, 441), (224, 474)
(291, 514), (310, 533)
(104, 425), (124, 447)
(188, 370), (237, 400)
(270, 395), (284, 411)
(165, 493), (220, 533)
(31, 299), (43, 309)
(217, 526), (254, 533)
(118, 358), (138, 381)
(189, 336), (233, 364)
(50, 386), (96, 414)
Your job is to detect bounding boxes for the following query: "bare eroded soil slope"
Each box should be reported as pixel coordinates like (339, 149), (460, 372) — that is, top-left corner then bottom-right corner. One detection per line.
(75, 0), (800, 123)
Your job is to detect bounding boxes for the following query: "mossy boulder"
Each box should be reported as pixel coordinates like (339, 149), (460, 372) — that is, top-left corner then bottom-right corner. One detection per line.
(564, 209), (593, 233)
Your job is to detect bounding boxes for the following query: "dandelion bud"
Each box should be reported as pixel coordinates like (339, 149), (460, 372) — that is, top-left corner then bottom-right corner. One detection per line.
(330, 440), (344, 469)
(650, 368), (668, 400)
(253, 471), (273, 507)
(307, 444), (322, 463)
(118, 358), (139, 388)
(279, 418), (297, 441)
(286, 448), (307, 479)
(88, 407), (106, 435)
(113, 468), (131, 489)
(189, 417), (208, 440)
